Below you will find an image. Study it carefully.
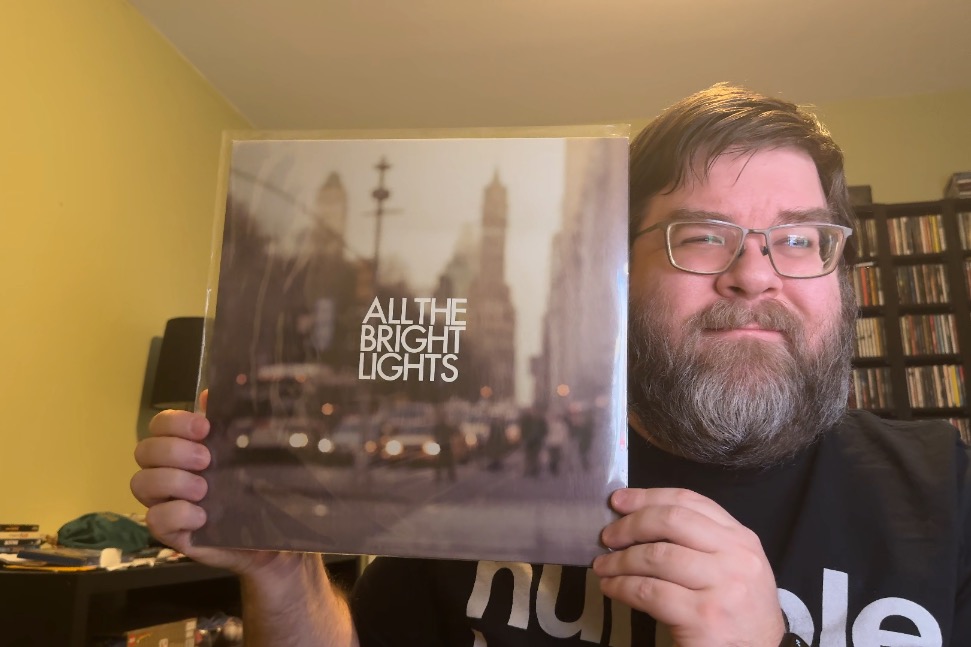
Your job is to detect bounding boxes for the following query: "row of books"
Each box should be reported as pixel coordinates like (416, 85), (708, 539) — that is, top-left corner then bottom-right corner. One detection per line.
(957, 212), (971, 248)
(851, 367), (893, 410)
(856, 218), (880, 260)
(857, 214), (952, 258)
(856, 208), (971, 259)
(854, 262), (971, 307)
(887, 214), (947, 256)
(896, 264), (950, 305)
(850, 372), (971, 441)
(853, 265), (884, 307)
(854, 263), (957, 307)
(854, 315), (964, 358)
(905, 364), (966, 409)
(949, 418), (971, 443)
(854, 383), (971, 443)
(851, 368), (971, 428)
(900, 314), (959, 356)
(855, 317), (886, 358)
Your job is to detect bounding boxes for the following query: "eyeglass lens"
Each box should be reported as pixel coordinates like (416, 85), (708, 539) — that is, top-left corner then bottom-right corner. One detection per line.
(667, 222), (843, 277)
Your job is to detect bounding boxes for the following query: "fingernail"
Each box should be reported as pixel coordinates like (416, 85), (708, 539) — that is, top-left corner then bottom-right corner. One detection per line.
(190, 417), (209, 436)
(611, 489), (628, 506)
(193, 475), (208, 499)
(192, 445), (210, 467)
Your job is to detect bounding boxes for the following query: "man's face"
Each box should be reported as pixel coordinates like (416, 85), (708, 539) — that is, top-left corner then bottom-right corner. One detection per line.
(631, 146), (841, 351)
(628, 146), (853, 467)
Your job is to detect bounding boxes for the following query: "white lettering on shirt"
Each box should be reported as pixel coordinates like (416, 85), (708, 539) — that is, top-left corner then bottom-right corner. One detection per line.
(779, 568), (942, 647)
(536, 565), (603, 641)
(467, 561), (532, 630)
(467, 562), (942, 646)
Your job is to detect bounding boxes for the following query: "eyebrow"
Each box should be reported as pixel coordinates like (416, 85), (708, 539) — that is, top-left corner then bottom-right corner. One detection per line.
(665, 207), (837, 226)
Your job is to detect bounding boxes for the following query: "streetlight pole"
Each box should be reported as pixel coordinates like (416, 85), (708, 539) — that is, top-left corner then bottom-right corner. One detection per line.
(370, 156), (392, 289)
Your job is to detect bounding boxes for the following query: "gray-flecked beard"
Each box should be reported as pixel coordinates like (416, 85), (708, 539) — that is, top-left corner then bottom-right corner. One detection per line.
(628, 283), (856, 469)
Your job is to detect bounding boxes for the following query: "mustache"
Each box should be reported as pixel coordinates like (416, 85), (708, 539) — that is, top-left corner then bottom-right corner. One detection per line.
(688, 300), (802, 341)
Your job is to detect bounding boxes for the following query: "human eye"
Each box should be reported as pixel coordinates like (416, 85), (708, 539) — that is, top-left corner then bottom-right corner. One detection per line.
(671, 224), (728, 247)
(778, 234), (813, 249)
(683, 234), (726, 246)
(772, 227), (820, 255)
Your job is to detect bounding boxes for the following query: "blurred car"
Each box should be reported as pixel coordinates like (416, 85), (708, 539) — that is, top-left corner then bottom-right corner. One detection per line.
(378, 429), (478, 466)
(317, 414), (379, 466)
(230, 415), (326, 462)
(379, 431), (443, 466)
(369, 402), (478, 467)
(459, 412), (491, 448)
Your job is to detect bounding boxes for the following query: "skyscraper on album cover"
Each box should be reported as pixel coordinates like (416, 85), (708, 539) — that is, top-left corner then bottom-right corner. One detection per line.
(193, 127), (629, 566)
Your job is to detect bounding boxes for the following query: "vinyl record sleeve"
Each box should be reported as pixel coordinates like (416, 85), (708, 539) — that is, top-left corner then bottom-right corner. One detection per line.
(193, 126), (629, 566)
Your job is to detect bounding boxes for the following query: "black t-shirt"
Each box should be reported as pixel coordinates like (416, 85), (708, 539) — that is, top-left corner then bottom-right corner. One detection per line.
(350, 410), (971, 646)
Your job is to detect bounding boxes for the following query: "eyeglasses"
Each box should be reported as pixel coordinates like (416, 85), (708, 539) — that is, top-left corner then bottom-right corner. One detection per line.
(632, 219), (853, 279)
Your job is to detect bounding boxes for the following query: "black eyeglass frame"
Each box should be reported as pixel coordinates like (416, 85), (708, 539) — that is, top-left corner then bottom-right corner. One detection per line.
(631, 218), (854, 279)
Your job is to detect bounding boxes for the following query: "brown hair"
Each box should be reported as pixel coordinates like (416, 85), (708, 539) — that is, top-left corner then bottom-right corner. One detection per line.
(629, 83), (856, 263)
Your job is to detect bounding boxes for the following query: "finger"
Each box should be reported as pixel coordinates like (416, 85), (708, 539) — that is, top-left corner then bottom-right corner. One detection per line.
(593, 541), (716, 590)
(610, 488), (737, 526)
(134, 436), (211, 470)
(199, 389), (208, 414)
(600, 566), (785, 644)
(601, 503), (732, 552)
(130, 467), (209, 508)
(144, 499), (207, 553)
(599, 574), (697, 627)
(148, 408), (210, 441)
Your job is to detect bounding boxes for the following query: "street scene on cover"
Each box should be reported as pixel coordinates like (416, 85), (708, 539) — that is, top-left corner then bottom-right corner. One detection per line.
(195, 132), (628, 565)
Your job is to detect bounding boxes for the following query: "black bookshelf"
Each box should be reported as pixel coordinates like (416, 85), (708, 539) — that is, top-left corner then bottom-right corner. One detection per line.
(851, 197), (971, 441)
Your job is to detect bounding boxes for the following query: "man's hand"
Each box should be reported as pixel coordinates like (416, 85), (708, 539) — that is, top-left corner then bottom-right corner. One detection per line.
(130, 390), (302, 577)
(593, 488), (785, 647)
(131, 390), (358, 646)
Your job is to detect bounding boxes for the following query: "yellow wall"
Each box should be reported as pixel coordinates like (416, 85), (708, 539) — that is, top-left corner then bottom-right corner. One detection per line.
(630, 89), (971, 205)
(814, 90), (971, 204)
(0, 0), (249, 534)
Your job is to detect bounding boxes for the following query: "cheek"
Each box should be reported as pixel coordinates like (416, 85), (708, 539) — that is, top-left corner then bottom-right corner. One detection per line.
(789, 280), (843, 344)
(632, 272), (718, 333)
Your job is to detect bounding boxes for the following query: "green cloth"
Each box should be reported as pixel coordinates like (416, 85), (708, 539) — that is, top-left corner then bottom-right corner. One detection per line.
(57, 512), (152, 553)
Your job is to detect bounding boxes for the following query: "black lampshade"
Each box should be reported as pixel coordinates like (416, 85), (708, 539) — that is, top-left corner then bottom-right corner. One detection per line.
(151, 317), (204, 410)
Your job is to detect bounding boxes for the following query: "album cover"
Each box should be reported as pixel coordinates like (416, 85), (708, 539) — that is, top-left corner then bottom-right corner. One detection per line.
(193, 127), (628, 566)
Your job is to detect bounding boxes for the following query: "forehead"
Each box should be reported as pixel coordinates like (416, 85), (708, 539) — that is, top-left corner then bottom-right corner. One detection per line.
(638, 147), (828, 231)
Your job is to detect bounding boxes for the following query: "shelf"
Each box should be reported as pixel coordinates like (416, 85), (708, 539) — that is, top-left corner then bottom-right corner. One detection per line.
(909, 407), (967, 417)
(852, 357), (890, 367)
(849, 198), (971, 423)
(855, 407), (896, 418)
(890, 252), (947, 265)
(902, 354), (963, 366)
(896, 303), (954, 315)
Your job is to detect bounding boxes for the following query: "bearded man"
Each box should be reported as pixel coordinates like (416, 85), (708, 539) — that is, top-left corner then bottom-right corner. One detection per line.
(627, 84), (858, 470)
(132, 84), (971, 647)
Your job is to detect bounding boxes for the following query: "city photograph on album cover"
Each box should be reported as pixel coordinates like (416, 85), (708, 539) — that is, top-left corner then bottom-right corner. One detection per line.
(194, 130), (628, 566)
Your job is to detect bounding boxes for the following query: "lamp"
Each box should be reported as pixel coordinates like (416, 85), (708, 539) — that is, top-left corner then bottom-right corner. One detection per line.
(150, 317), (205, 410)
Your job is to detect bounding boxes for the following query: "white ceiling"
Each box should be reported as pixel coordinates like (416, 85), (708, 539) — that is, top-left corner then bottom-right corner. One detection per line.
(129, 0), (971, 130)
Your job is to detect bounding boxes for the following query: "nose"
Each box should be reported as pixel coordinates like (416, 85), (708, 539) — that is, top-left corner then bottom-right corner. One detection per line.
(714, 234), (783, 299)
